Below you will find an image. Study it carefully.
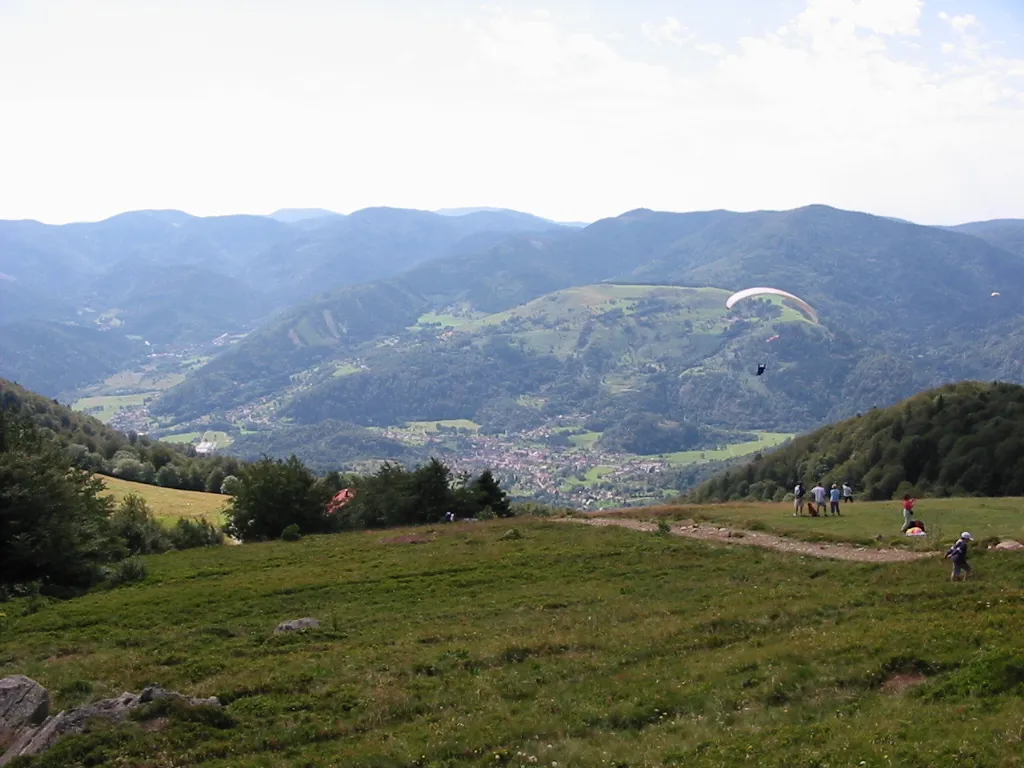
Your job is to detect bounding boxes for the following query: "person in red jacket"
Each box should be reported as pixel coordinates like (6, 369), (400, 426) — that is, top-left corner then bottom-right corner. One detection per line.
(901, 494), (916, 533)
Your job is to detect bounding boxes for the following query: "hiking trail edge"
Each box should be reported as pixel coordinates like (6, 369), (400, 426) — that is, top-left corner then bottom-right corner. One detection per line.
(556, 516), (939, 563)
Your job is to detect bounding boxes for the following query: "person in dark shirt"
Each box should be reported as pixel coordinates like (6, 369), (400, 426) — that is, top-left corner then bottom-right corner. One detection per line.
(944, 532), (974, 581)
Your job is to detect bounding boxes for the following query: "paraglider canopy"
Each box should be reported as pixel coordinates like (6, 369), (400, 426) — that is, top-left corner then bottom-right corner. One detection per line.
(726, 287), (819, 324)
(992, 292), (1001, 297)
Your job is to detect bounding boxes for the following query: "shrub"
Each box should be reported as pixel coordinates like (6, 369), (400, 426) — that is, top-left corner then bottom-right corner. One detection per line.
(220, 475), (241, 495)
(110, 494), (171, 555)
(281, 524), (302, 542)
(656, 520), (672, 536)
(110, 557), (149, 586)
(170, 518), (225, 550)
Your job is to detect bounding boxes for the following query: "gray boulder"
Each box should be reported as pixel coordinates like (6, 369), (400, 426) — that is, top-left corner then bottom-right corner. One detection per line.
(0, 677), (220, 765)
(0, 676), (49, 746)
(994, 539), (1024, 551)
(274, 617), (320, 634)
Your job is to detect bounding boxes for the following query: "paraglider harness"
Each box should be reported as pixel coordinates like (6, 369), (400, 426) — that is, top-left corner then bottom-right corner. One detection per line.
(756, 363), (767, 376)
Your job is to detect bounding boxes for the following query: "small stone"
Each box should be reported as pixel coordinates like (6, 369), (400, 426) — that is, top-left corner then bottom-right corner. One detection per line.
(274, 618), (320, 635)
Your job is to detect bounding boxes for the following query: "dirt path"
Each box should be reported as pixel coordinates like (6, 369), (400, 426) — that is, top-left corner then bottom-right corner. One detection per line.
(556, 516), (940, 563)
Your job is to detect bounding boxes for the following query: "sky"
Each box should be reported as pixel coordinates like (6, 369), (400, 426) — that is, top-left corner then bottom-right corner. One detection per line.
(1, 0), (1023, 225)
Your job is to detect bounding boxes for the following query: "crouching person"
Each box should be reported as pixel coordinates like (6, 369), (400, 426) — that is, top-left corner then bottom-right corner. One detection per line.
(945, 532), (974, 582)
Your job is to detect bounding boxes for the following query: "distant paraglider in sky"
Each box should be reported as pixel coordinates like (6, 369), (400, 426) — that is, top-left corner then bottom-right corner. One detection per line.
(992, 292), (1001, 297)
(725, 287), (820, 324)
(756, 363), (767, 376)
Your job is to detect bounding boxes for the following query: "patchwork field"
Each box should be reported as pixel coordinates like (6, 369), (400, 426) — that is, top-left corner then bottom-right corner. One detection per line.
(2, 516), (1024, 767)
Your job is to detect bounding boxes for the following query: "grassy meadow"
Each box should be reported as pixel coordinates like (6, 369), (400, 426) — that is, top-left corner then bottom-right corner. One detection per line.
(98, 476), (229, 524)
(3, 517), (1024, 767)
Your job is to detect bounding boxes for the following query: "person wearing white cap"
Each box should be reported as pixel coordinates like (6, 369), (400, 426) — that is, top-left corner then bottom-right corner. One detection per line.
(944, 532), (974, 581)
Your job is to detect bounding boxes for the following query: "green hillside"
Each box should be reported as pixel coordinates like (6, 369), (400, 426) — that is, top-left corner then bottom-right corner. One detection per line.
(689, 381), (1024, 502)
(0, 378), (243, 495)
(4, 518), (1024, 766)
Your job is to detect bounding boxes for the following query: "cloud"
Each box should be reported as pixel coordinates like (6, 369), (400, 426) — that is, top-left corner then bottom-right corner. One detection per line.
(641, 17), (695, 47)
(939, 12), (980, 33)
(1, 0), (1023, 224)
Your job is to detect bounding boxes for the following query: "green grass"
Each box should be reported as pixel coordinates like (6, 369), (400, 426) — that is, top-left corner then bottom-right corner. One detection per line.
(99, 476), (229, 523)
(72, 394), (151, 423)
(569, 431), (602, 449)
(3, 518), (1024, 766)
(658, 432), (794, 467)
(405, 419), (481, 433)
(160, 431), (233, 448)
(639, 497), (1024, 549)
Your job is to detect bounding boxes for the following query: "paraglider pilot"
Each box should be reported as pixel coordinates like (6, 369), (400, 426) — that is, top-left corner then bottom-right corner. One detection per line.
(756, 363), (766, 376)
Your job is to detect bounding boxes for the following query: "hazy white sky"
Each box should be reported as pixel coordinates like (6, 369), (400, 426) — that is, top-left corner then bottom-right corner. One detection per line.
(1, 0), (1022, 225)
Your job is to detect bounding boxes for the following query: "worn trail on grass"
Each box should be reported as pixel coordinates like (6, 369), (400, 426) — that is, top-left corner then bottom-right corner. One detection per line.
(557, 516), (939, 563)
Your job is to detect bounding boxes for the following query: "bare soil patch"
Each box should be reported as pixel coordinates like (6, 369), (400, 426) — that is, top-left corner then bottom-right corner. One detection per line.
(881, 673), (928, 694)
(556, 516), (940, 563)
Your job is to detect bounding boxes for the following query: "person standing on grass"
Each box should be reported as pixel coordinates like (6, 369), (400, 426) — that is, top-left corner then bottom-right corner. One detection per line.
(793, 482), (806, 516)
(842, 482), (854, 504)
(945, 532), (974, 581)
(829, 484), (842, 516)
(901, 494), (917, 533)
(811, 482), (827, 516)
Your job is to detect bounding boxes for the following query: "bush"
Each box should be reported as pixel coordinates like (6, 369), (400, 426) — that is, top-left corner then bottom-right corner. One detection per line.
(281, 524), (302, 542)
(110, 494), (171, 555)
(224, 456), (333, 542)
(170, 518), (224, 550)
(110, 557), (149, 586)
(220, 475), (241, 495)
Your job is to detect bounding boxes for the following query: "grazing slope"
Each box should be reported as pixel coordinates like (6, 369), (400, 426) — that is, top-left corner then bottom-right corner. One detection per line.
(2, 519), (1024, 766)
(689, 381), (1024, 502)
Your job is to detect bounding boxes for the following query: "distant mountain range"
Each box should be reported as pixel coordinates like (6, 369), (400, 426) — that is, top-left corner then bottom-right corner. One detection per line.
(4, 201), (1024, 503)
(0, 206), (565, 394)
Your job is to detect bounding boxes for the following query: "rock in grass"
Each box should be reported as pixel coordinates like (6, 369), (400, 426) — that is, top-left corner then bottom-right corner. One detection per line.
(0, 676), (50, 744)
(994, 540), (1024, 551)
(500, 528), (523, 541)
(0, 678), (221, 765)
(274, 617), (320, 634)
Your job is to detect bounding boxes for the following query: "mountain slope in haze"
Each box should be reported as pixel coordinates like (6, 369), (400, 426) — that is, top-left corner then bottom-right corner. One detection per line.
(267, 208), (344, 223)
(0, 322), (147, 397)
(154, 204), (1024, 434)
(0, 206), (566, 392)
(948, 219), (1024, 259)
(688, 381), (1024, 502)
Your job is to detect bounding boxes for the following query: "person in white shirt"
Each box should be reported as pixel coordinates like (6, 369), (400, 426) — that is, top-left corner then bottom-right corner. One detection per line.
(842, 483), (854, 504)
(811, 483), (827, 515)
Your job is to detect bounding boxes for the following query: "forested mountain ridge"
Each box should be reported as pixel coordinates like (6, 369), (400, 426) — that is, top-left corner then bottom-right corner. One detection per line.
(0, 206), (564, 396)
(153, 204), (1024, 431)
(688, 381), (1024, 502)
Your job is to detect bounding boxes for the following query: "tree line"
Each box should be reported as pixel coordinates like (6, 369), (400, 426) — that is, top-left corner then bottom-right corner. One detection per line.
(2, 398), (513, 597)
(688, 381), (1024, 502)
